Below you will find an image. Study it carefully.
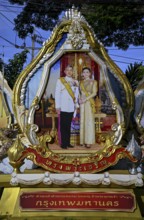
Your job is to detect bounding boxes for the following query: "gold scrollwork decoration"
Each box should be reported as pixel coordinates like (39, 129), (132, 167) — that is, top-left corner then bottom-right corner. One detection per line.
(7, 135), (25, 173)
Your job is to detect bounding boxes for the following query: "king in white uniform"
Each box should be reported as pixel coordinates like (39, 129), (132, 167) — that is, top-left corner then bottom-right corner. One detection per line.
(55, 65), (79, 149)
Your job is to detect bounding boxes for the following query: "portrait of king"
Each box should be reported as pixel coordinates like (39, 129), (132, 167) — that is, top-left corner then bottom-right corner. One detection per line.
(12, 8), (134, 172)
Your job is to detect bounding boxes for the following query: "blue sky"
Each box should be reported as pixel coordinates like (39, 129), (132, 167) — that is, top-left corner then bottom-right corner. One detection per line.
(0, 1), (144, 73)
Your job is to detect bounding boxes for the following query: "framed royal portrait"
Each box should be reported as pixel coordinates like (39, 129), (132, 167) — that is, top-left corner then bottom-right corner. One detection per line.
(12, 8), (135, 173)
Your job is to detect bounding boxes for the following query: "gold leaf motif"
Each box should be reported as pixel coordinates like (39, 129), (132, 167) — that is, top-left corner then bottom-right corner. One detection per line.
(8, 135), (24, 162)
(31, 96), (39, 107)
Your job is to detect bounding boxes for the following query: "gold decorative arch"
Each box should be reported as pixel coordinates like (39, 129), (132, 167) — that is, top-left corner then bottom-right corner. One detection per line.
(10, 7), (136, 173)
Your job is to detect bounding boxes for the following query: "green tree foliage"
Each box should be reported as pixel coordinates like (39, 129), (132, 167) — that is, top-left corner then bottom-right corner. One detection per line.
(9, 0), (144, 49)
(0, 50), (28, 89)
(0, 58), (4, 70)
(125, 62), (144, 91)
(122, 62), (144, 146)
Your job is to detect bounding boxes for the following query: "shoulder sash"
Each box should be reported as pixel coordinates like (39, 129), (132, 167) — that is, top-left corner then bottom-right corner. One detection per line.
(80, 81), (96, 113)
(60, 77), (75, 102)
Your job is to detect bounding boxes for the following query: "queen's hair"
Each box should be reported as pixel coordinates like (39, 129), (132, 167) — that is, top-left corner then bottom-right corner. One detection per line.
(82, 67), (91, 72)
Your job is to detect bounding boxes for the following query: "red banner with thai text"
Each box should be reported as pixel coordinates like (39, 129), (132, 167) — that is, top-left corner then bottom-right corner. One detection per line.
(17, 146), (137, 173)
(20, 191), (136, 212)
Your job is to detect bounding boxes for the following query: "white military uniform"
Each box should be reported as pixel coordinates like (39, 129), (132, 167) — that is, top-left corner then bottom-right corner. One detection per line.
(55, 76), (79, 112)
(55, 76), (79, 148)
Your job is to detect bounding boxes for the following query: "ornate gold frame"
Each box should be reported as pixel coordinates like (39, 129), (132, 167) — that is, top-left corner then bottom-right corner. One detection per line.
(0, 90), (12, 128)
(10, 8), (135, 173)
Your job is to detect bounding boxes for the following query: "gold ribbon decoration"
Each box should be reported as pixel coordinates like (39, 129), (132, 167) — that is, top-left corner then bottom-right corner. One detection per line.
(60, 77), (76, 102)
(80, 81), (96, 113)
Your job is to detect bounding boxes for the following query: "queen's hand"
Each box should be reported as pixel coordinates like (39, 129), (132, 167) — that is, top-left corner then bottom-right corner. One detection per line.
(79, 98), (86, 104)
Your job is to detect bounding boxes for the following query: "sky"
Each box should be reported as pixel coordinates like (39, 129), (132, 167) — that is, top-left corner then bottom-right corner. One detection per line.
(0, 0), (144, 74)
